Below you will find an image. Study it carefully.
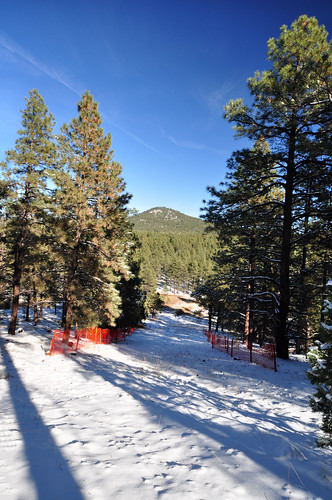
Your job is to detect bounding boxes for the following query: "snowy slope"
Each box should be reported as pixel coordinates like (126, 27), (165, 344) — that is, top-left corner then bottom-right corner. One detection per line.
(0, 309), (331, 500)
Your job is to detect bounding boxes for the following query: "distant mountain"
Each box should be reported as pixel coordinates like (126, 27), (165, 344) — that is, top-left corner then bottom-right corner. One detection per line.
(131, 207), (206, 233)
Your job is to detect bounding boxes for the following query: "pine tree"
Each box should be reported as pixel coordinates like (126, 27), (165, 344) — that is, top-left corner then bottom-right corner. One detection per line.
(202, 142), (282, 345)
(1, 90), (57, 335)
(54, 91), (132, 330)
(308, 280), (332, 447)
(0, 179), (10, 307)
(116, 250), (147, 328)
(224, 16), (331, 358)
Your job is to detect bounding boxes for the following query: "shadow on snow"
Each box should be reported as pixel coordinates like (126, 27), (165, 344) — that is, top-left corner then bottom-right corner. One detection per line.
(71, 339), (326, 499)
(0, 337), (84, 500)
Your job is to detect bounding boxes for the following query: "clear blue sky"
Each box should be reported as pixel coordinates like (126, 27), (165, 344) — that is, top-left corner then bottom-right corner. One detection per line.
(1, 0), (331, 217)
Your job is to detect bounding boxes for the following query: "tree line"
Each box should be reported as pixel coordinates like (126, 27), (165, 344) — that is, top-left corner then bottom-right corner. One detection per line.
(0, 90), (146, 334)
(197, 16), (331, 360)
(134, 231), (218, 300)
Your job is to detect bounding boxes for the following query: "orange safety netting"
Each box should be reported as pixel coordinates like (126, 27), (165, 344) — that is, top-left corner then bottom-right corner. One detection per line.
(48, 327), (134, 356)
(203, 329), (277, 371)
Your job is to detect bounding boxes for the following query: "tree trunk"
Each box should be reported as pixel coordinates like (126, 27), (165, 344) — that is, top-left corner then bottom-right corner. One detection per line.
(25, 293), (30, 322)
(33, 281), (38, 326)
(208, 304), (213, 331)
(277, 127), (296, 359)
(244, 301), (250, 344)
(8, 283), (20, 335)
(61, 299), (67, 328)
(244, 231), (256, 345)
(249, 232), (256, 344)
(65, 296), (74, 332)
(64, 231), (81, 331)
(297, 181), (311, 354)
(8, 179), (30, 335)
(8, 241), (25, 335)
(320, 256), (328, 324)
(39, 302), (43, 320)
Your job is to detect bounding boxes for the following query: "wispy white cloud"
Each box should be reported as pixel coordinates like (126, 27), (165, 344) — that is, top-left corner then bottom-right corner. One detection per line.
(0, 33), (81, 96)
(0, 34), (165, 159)
(114, 121), (167, 156)
(188, 82), (236, 132)
(167, 134), (206, 151)
(100, 112), (171, 158)
(103, 40), (126, 78)
(202, 83), (236, 115)
(161, 129), (227, 156)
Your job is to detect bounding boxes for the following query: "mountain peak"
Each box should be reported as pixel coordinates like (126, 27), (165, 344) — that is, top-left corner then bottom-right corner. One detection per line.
(131, 207), (205, 233)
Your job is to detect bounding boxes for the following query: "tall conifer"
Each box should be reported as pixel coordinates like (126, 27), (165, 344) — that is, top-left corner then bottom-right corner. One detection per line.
(202, 142), (282, 345)
(54, 91), (132, 329)
(1, 90), (57, 335)
(223, 16), (331, 358)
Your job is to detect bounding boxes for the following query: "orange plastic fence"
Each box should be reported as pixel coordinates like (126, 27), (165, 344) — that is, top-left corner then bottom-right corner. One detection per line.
(48, 327), (134, 356)
(203, 329), (277, 371)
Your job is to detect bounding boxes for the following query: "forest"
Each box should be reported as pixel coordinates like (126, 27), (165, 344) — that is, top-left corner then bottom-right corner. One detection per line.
(134, 229), (217, 294)
(131, 208), (218, 308)
(0, 15), (331, 362)
(0, 13), (331, 446)
(196, 15), (331, 445)
(0, 90), (146, 334)
(197, 16), (331, 363)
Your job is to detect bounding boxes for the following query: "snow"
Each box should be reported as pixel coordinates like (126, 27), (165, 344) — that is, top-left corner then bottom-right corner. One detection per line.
(0, 308), (331, 500)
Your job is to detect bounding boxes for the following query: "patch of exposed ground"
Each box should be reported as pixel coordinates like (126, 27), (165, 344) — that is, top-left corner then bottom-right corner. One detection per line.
(160, 294), (207, 317)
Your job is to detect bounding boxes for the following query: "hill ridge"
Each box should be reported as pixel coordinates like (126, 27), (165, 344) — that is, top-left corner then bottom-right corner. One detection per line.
(131, 206), (205, 233)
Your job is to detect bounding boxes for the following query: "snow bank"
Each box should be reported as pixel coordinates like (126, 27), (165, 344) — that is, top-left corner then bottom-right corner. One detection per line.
(0, 309), (331, 499)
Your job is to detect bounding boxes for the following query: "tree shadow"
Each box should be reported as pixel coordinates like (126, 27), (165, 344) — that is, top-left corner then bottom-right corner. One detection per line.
(0, 338), (84, 500)
(130, 312), (311, 394)
(71, 346), (329, 499)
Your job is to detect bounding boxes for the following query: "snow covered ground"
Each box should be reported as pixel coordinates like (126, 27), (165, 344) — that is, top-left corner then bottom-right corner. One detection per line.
(0, 308), (331, 500)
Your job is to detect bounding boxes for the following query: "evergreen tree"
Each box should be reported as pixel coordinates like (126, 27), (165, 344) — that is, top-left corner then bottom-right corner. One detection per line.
(0, 179), (10, 307)
(223, 16), (331, 358)
(1, 90), (57, 334)
(146, 290), (163, 318)
(193, 277), (227, 331)
(116, 256), (147, 328)
(54, 91), (132, 330)
(202, 143), (281, 345)
(308, 280), (332, 447)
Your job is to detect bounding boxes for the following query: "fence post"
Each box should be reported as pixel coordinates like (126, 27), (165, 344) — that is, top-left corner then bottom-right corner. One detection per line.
(63, 330), (70, 343)
(49, 332), (55, 356)
(273, 344), (277, 372)
(75, 330), (81, 351)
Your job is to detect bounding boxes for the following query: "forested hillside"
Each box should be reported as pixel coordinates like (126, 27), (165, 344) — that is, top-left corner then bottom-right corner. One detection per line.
(132, 208), (218, 304)
(131, 207), (206, 233)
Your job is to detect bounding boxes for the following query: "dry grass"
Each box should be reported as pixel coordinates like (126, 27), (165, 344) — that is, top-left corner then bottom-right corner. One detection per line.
(160, 293), (206, 317)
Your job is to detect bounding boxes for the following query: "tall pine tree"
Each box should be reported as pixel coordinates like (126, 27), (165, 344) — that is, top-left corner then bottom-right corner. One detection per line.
(54, 91), (132, 330)
(223, 16), (331, 358)
(202, 143), (282, 345)
(1, 90), (57, 335)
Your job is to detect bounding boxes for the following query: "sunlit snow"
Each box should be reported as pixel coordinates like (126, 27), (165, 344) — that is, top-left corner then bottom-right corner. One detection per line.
(0, 308), (331, 499)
